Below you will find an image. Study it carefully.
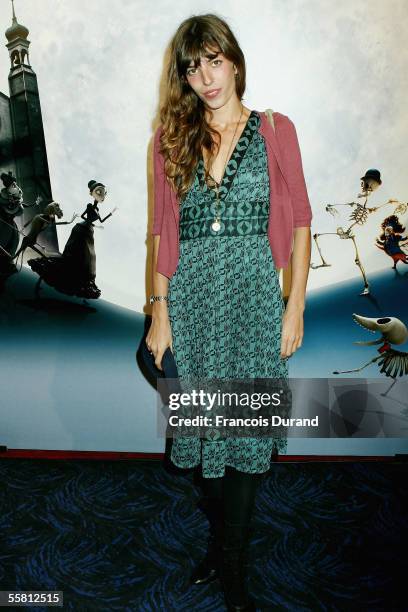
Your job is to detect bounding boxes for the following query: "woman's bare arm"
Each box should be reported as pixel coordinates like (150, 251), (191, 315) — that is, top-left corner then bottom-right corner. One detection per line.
(280, 226), (311, 358)
(146, 234), (173, 371)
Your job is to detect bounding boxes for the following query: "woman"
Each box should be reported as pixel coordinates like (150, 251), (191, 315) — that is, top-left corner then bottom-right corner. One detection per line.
(28, 180), (116, 299)
(146, 14), (312, 611)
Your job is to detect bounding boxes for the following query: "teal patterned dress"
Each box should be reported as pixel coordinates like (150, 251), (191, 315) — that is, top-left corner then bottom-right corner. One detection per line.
(167, 110), (289, 479)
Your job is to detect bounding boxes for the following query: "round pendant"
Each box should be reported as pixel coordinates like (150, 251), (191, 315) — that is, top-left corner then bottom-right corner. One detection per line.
(211, 220), (221, 232)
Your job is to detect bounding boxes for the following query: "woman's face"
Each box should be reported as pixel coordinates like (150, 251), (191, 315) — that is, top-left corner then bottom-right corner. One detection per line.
(91, 186), (107, 203)
(185, 48), (238, 110)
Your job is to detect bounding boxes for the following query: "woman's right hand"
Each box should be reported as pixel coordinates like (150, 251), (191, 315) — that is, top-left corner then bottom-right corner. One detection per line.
(145, 312), (173, 372)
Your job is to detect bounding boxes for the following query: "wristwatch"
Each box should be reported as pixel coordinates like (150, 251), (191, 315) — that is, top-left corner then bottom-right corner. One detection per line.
(149, 294), (169, 304)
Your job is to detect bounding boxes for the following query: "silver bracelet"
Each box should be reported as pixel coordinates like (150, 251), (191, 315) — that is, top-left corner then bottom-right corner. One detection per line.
(149, 294), (169, 305)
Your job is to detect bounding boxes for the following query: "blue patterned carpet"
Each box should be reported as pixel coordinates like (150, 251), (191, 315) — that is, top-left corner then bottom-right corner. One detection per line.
(0, 458), (406, 611)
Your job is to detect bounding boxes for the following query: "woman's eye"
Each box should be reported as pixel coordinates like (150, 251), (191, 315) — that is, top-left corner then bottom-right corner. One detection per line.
(187, 68), (197, 76)
(212, 59), (222, 66)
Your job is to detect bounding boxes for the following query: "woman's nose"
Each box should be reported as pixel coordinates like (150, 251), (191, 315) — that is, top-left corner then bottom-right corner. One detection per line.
(200, 66), (213, 86)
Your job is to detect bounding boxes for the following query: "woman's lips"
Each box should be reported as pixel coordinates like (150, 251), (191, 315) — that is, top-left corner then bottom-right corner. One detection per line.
(203, 89), (221, 99)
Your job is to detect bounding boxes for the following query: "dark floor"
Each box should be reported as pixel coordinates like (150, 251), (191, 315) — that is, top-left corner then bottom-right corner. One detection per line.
(0, 458), (406, 611)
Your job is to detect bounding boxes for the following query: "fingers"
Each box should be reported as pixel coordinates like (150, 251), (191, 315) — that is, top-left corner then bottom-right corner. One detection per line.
(145, 337), (165, 371)
(280, 339), (291, 359)
(155, 349), (164, 371)
(145, 337), (155, 361)
(280, 334), (303, 358)
(281, 311), (304, 358)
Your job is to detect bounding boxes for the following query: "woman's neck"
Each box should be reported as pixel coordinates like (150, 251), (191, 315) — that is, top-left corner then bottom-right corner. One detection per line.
(205, 98), (249, 130)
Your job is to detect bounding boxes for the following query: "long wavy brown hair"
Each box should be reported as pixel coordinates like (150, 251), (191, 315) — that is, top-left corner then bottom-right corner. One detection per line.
(159, 14), (246, 200)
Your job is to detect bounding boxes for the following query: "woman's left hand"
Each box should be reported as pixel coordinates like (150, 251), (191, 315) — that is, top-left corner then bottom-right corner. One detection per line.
(280, 304), (304, 359)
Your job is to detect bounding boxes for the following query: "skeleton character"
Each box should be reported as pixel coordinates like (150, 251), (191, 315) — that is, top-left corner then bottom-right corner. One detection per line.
(375, 215), (408, 269)
(311, 169), (407, 295)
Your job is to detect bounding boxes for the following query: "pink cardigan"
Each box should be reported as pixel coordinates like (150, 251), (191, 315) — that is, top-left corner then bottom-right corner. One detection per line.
(152, 110), (313, 278)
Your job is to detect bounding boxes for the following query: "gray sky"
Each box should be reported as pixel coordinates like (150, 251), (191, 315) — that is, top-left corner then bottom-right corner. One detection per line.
(1, 0), (407, 310)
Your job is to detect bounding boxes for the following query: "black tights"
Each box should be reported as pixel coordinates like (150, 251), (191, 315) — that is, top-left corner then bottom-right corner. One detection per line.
(200, 466), (264, 527)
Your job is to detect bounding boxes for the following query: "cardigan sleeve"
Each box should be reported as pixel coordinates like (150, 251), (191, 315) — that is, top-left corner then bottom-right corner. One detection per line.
(151, 125), (165, 235)
(278, 115), (313, 228)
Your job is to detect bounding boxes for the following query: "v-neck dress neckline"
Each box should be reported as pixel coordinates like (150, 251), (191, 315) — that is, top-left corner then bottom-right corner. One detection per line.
(197, 110), (256, 199)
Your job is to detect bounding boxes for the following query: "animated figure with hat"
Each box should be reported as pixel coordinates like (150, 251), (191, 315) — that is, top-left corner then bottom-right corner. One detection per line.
(28, 180), (117, 299)
(375, 215), (408, 269)
(310, 169), (407, 295)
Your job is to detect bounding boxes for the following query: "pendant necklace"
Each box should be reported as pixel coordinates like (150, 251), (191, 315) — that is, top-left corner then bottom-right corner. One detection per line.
(202, 104), (244, 232)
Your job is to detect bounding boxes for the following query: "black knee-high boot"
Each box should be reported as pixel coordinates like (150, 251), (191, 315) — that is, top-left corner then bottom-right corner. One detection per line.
(189, 474), (224, 585)
(220, 466), (264, 611)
